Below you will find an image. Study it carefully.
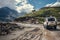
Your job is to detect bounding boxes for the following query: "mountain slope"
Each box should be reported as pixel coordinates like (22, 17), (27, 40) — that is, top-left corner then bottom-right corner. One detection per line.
(0, 7), (19, 22)
(25, 7), (60, 17)
(14, 7), (60, 23)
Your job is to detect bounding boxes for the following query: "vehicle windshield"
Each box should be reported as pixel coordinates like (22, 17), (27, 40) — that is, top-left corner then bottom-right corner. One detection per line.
(48, 18), (55, 21)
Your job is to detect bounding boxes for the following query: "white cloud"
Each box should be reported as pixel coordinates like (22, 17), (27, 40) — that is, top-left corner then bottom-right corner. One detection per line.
(51, 2), (60, 7)
(0, 0), (34, 13)
(0, 0), (16, 9)
(45, 1), (60, 7)
(16, 0), (34, 13)
(45, 3), (53, 7)
(16, 4), (34, 13)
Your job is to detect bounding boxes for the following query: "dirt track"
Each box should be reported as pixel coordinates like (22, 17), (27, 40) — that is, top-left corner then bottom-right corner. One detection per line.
(0, 23), (60, 40)
(14, 23), (60, 40)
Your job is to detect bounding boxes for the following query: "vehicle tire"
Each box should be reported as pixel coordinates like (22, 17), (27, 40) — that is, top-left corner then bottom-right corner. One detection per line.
(43, 24), (46, 28)
(46, 26), (51, 30)
(54, 26), (57, 29)
(44, 25), (48, 29)
(46, 26), (49, 29)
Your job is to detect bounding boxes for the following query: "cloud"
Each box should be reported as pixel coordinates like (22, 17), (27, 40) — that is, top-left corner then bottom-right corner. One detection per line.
(45, 1), (60, 7)
(45, 3), (53, 7)
(0, 0), (16, 9)
(16, 4), (34, 13)
(51, 2), (60, 7)
(0, 0), (34, 13)
(16, 0), (34, 13)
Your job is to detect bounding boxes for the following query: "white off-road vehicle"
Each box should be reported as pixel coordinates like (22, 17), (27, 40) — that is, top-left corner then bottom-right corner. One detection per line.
(43, 17), (57, 29)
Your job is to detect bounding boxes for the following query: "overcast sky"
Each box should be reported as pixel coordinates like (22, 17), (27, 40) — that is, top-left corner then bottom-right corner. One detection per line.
(0, 0), (60, 13)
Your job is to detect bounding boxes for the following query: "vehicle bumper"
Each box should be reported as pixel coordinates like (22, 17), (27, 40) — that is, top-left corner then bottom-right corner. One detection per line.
(47, 24), (57, 27)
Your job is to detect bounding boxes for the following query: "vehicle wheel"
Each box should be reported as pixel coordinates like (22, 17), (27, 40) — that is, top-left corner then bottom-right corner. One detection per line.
(46, 26), (51, 30)
(54, 26), (57, 29)
(43, 24), (46, 28)
(46, 26), (49, 29)
(44, 26), (48, 29)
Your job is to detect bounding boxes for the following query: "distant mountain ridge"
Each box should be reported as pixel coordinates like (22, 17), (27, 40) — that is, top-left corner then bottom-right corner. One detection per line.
(0, 7), (19, 22)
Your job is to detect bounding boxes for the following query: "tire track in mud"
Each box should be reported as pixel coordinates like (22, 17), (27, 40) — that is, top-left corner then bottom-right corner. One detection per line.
(12, 28), (43, 40)
(12, 23), (60, 40)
